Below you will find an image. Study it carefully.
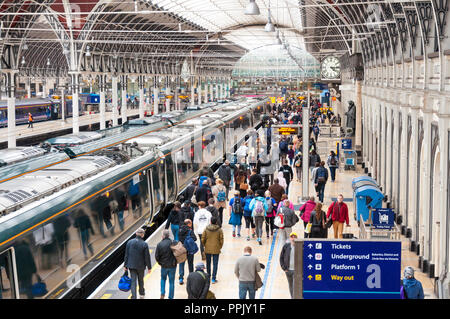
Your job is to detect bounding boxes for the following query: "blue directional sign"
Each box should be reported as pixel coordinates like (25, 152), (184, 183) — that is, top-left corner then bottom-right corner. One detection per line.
(302, 240), (401, 299)
(372, 208), (395, 229)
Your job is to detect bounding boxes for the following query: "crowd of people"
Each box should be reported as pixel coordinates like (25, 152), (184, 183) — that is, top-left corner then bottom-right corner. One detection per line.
(122, 97), (424, 300)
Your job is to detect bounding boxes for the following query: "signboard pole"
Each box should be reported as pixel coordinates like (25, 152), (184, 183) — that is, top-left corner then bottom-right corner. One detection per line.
(293, 239), (304, 299)
(302, 89), (310, 199)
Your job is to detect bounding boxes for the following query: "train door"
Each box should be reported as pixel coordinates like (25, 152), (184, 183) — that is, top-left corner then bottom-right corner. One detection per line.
(0, 248), (20, 299)
(146, 168), (155, 223)
(165, 153), (177, 202)
(151, 161), (165, 218)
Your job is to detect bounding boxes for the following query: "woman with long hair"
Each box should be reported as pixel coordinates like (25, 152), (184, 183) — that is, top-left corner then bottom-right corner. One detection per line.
(309, 202), (327, 238)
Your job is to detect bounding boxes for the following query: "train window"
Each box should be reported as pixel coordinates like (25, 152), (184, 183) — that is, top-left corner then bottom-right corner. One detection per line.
(0, 249), (18, 299)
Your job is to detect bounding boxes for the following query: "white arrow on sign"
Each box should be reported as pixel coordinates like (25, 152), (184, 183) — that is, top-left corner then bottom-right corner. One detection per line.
(308, 265), (313, 269)
(308, 254), (313, 259)
(308, 243), (313, 249)
(308, 275), (313, 280)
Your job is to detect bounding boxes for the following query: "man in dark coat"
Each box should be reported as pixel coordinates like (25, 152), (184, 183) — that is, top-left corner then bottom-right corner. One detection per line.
(155, 230), (177, 299)
(218, 160), (232, 196)
(124, 228), (152, 299)
(181, 178), (198, 202)
(279, 232), (298, 299)
(268, 179), (285, 203)
(186, 262), (210, 299)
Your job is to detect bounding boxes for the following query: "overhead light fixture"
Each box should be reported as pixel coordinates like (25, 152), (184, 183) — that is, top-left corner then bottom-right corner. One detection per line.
(245, 0), (260, 15)
(21, 56), (25, 65)
(22, 42), (28, 50)
(265, 2), (275, 32)
(47, 57), (50, 66)
(85, 45), (91, 57)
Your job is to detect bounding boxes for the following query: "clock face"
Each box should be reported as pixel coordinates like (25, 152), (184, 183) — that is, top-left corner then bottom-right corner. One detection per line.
(321, 56), (341, 79)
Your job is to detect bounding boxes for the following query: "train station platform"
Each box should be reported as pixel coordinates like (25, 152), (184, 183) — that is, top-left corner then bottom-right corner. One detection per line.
(90, 133), (437, 300)
(0, 109), (140, 148)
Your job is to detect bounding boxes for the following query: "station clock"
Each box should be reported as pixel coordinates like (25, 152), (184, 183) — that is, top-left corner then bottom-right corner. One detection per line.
(321, 56), (341, 80)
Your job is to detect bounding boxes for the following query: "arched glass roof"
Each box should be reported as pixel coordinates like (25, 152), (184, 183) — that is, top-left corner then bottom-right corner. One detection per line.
(232, 44), (320, 79)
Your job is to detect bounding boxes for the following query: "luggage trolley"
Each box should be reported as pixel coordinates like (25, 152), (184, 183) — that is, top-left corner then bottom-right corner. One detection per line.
(343, 150), (357, 170)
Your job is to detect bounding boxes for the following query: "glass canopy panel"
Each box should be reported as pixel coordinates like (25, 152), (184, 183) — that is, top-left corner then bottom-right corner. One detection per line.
(232, 44), (320, 79)
(152, 0), (304, 42)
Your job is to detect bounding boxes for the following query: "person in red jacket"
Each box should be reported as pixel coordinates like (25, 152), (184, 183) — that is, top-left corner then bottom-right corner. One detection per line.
(326, 194), (350, 239)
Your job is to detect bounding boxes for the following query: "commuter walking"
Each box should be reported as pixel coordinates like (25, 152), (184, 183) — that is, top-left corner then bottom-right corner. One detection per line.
(181, 201), (195, 225)
(326, 194), (350, 239)
(211, 179), (227, 226)
(299, 196), (316, 238)
(155, 230), (177, 299)
(178, 219), (197, 285)
(186, 262), (211, 299)
(201, 217), (224, 284)
(327, 151), (339, 182)
(27, 112), (33, 128)
(309, 203), (327, 238)
(243, 190), (256, 241)
(308, 150), (321, 174)
(277, 200), (299, 244)
(401, 266), (424, 299)
(123, 228), (151, 299)
(314, 161), (328, 203)
(182, 178), (198, 203)
(206, 198), (219, 221)
(228, 191), (244, 237)
(279, 232), (298, 299)
(249, 190), (268, 245)
(287, 145), (295, 166)
(195, 179), (212, 204)
(294, 151), (303, 182)
(312, 124), (320, 142)
(193, 201), (212, 260)
(74, 209), (94, 259)
(264, 191), (277, 238)
(234, 246), (262, 299)
(165, 201), (182, 241)
(249, 168), (263, 193)
(279, 159), (293, 195)
(268, 178), (285, 204)
(218, 160), (232, 197)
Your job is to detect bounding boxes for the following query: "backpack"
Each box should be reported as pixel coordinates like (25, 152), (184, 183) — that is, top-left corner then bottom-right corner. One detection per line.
(317, 167), (327, 183)
(184, 230), (199, 255)
(170, 241), (187, 264)
(217, 189), (226, 202)
(313, 126), (319, 134)
(232, 198), (243, 214)
(253, 199), (265, 217)
(295, 157), (302, 167)
(265, 198), (273, 215)
(330, 156), (337, 166)
(244, 196), (253, 212)
(199, 176), (208, 187)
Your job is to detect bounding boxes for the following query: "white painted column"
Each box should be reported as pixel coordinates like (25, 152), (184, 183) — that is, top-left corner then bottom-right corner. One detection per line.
(121, 76), (127, 124)
(7, 96), (16, 148)
(190, 76), (195, 106)
(421, 109), (433, 260)
(71, 73), (80, 134)
(112, 76), (119, 126)
(209, 82), (213, 102)
(385, 105), (392, 200)
(204, 78), (208, 103)
(99, 81), (106, 130)
(26, 79), (31, 98)
(197, 77), (202, 106)
(153, 75), (160, 115)
(215, 81), (219, 101)
(228, 79), (232, 98)
(139, 85), (145, 119)
(302, 90), (310, 199)
(399, 107), (409, 226)
(61, 86), (66, 122)
(409, 102), (419, 243)
(165, 76), (171, 112)
(355, 79), (362, 149)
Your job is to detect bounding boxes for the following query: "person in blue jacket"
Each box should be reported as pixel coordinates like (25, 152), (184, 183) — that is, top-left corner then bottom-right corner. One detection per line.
(401, 266), (424, 299)
(249, 190), (269, 245)
(242, 190), (255, 241)
(228, 191), (244, 237)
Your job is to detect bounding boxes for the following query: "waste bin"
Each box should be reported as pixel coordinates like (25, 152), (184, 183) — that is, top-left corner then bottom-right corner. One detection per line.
(351, 176), (379, 190)
(353, 185), (384, 223)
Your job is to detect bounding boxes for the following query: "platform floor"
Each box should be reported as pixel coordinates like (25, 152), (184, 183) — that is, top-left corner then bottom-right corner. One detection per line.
(92, 134), (437, 299)
(0, 109), (140, 144)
